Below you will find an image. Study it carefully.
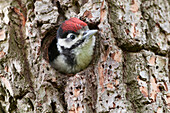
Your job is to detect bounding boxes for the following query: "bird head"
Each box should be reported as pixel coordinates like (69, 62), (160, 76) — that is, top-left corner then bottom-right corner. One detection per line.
(56, 17), (97, 52)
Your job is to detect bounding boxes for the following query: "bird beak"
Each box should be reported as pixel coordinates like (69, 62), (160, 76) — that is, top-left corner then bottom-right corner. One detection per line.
(83, 30), (98, 39)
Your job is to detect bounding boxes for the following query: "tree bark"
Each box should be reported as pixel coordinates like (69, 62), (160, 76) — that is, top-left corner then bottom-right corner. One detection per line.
(0, 0), (169, 113)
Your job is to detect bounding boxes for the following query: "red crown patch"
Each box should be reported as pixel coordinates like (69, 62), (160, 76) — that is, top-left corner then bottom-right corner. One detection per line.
(61, 18), (87, 33)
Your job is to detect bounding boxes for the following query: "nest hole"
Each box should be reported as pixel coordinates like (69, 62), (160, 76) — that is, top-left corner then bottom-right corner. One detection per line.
(41, 26), (58, 62)
(41, 20), (100, 74)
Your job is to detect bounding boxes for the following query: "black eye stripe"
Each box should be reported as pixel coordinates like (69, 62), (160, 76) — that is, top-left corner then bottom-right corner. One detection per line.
(70, 38), (85, 49)
(60, 38), (85, 51)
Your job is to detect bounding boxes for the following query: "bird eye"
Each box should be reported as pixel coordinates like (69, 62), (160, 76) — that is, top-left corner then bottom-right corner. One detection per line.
(70, 35), (75, 40)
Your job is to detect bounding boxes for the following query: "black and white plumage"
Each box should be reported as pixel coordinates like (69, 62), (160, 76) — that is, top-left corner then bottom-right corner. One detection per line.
(48, 18), (97, 74)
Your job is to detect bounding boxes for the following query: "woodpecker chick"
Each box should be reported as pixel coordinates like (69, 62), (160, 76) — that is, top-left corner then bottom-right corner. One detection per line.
(49, 17), (97, 74)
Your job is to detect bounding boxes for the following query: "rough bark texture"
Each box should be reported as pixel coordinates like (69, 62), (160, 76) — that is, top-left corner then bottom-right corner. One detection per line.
(0, 0), (169, 113)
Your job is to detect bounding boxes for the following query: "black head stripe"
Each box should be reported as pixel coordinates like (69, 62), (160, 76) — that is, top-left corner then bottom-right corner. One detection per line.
(61, 38), (86, 51)
(60, 38), (85, 66)
(62, 48), (76, 66)
(70, 38), (86, 50)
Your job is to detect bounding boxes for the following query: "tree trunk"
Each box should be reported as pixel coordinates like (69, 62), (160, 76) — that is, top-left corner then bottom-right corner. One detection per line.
(0, 0), (169, 113)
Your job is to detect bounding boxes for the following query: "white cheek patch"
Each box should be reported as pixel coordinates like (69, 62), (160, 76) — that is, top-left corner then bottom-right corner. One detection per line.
(58, 36), (82, 49)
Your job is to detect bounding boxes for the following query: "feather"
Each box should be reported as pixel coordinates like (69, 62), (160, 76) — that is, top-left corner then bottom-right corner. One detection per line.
(61, 17), (87, 33)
